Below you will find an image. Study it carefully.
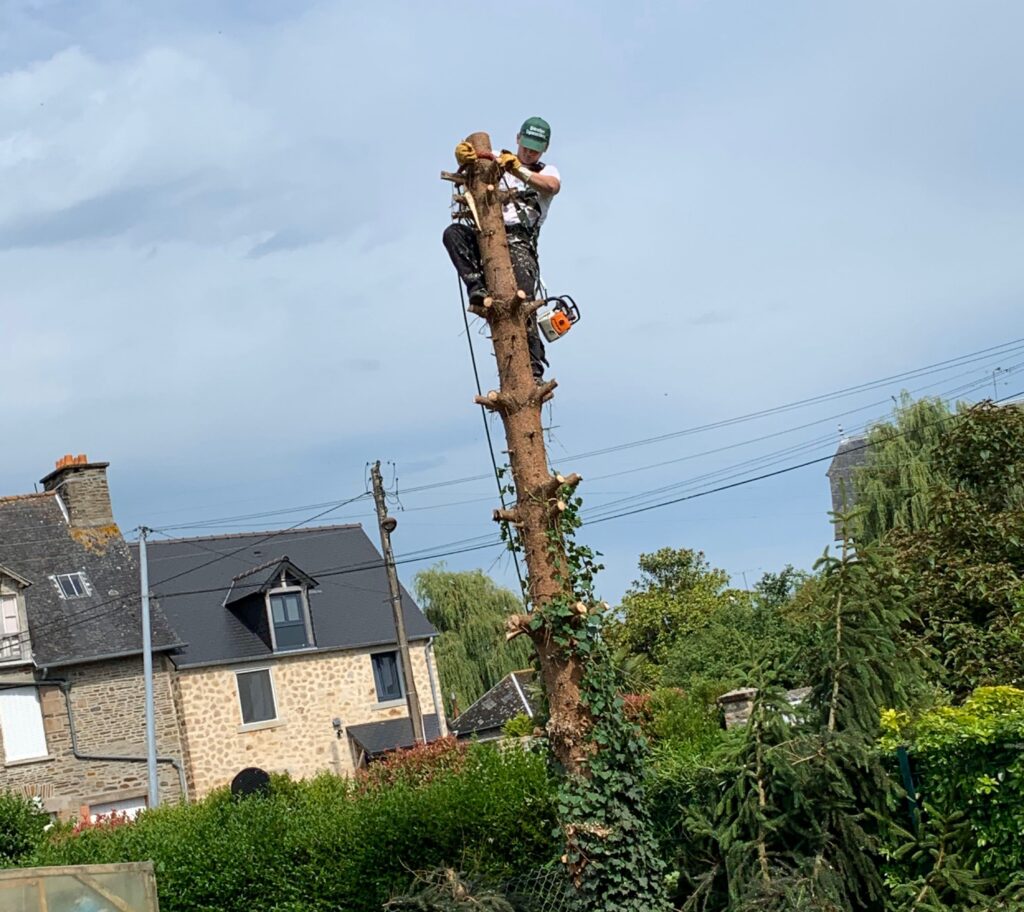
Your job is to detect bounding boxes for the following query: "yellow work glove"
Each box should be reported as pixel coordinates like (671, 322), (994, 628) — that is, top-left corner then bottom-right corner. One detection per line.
(455, 141), (477, 165)
(498, 150), (522, 172)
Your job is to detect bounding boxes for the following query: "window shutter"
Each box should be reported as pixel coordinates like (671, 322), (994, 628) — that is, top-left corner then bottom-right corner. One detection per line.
(0, 687), (48, 762)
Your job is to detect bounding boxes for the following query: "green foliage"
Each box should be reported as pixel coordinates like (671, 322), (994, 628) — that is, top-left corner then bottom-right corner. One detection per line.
(503, 713), (535, 738)
(660, 531), (926, 912)
(882, 686), (1024, 892)
(884, 401), (1024, 694)
(531, 487), (670, 912)
(26, 744), (557, 912)
(851, 393), (954, 544)
(608, 547), (746, 674)
(0, 792), (49, 866)
(415, 565), (533, 716)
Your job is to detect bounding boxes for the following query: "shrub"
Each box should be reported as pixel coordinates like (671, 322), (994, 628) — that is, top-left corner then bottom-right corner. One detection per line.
(882, 686), (1024, 886)
(0, 791), (49, 866)
(27, 742), (557, 912)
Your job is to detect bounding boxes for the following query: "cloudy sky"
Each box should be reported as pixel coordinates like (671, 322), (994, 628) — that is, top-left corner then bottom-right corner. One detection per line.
(3, 0), (1023, 603)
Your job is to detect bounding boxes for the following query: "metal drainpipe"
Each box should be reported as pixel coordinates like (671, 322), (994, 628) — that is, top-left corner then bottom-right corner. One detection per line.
(40, 678), (189, 803)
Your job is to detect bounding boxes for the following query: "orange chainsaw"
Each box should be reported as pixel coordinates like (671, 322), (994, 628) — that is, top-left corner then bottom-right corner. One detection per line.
(536, 295), (581, 343)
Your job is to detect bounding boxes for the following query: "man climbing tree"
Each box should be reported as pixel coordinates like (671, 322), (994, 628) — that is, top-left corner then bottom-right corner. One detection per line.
(442, 116), (560, 382)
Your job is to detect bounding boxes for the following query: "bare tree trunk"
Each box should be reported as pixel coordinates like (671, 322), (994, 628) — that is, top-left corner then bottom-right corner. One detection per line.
(456, 132), (591, 774)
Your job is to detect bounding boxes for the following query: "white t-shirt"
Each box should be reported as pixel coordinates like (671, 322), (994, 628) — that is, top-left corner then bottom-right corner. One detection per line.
(500, 161), (560, 230)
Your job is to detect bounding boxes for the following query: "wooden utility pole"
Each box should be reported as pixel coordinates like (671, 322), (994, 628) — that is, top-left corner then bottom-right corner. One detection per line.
(370, 460), (425, 745)
(444, 133), (589, 773)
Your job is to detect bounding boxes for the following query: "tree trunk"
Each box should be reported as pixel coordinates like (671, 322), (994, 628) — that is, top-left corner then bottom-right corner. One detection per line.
(460, 132), (591, 774)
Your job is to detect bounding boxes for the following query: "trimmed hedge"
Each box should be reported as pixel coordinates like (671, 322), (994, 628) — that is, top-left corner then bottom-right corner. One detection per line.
(882, 685), (1024, 884)
(27, 740), (557, 912)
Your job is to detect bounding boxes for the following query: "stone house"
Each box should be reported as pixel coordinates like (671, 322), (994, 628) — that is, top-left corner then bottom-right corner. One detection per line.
(0, 456), (188, 819)
(142, 524), (447, 797)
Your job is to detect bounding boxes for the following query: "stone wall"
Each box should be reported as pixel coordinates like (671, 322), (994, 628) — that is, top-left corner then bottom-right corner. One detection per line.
(0, 655), (186, 818)
(40, 459), (114, 529)
(175, 644), (445, 797)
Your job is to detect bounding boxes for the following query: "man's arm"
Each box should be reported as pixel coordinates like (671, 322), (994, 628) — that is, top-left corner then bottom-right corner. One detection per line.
(522, 169), (560, 195)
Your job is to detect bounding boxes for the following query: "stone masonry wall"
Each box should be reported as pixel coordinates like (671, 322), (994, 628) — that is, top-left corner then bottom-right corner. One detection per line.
(43, 464), (114, 528)
(176, 644), (444, 798)
(0, 655), (185, 818)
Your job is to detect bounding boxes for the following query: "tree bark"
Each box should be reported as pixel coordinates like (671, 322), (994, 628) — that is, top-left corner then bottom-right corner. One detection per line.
(461, 132), (591, 774)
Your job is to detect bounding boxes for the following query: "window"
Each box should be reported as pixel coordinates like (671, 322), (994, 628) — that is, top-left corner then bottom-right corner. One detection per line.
(0, 595), (22, 660)
(269, 591), (310, 650)
(0, 687), (48, 762)
(52, 572), (90, 599)
(236, 669), (277, 725)
(371, 651), (404, 703)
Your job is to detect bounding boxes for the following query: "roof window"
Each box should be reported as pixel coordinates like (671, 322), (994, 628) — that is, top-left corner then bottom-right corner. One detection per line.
(53, 572), (91, 600)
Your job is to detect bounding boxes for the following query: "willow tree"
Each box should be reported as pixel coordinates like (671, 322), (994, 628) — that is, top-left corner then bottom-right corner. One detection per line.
(852, 394), (953, 543)
(414, 565), (532, 716)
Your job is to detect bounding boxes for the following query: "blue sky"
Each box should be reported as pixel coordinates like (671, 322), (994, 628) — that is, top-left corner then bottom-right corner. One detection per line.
(3, 0), (1023, 603)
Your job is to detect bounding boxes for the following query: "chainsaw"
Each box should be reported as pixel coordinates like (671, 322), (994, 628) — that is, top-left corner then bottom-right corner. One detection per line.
(536, 295), (581, 343)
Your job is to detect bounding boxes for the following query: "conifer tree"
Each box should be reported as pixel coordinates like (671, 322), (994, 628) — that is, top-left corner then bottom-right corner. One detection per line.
(683, 524), (924, 912)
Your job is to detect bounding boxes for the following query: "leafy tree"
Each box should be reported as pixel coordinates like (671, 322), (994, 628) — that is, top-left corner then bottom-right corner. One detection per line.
(608, 548), (745, 677)
(661, 564), (817, 697)
(752, 564), (810, 613)
(414, 565), (533, 716)
(851, 394), (954, 544)
(885, 401), (1024, 694)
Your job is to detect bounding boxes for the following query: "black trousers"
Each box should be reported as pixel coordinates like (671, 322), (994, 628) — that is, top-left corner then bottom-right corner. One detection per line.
(443, 222), (547, 379)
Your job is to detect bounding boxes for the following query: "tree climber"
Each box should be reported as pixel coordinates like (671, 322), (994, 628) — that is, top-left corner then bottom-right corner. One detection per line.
(443, 116), (561, 382)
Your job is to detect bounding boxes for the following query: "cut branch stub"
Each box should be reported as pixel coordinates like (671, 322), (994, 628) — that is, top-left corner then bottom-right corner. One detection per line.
(493, 507), (523, 526)
(505, 613), (531, 641)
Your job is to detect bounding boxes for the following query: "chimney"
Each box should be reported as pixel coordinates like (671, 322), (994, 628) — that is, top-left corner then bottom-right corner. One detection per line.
(40, 454), (115, 529)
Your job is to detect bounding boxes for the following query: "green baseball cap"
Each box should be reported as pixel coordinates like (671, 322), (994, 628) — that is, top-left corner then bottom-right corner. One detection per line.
(519, 116), (551, 151)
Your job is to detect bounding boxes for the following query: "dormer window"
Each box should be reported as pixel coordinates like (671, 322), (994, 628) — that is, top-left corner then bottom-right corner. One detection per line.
(224, 557), (317, 653)
(269, 590), (310, 650)
(53, 572), (90, 599)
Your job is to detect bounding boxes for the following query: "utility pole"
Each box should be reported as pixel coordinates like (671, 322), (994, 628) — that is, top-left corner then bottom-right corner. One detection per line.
(443, 133), (587, 774)
(137, 528), (160, 808)
(370, 461), (425, 744)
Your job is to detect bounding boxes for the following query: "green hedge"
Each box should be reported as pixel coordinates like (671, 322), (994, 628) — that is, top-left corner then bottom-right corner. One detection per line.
(27, 741), (557, 912)
(882, 686), (1024, 886)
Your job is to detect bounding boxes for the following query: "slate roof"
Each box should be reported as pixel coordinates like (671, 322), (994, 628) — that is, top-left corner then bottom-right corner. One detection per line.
(450, 670), (536, 738)
(826, 436), (869, 535)
(0, 492), (182, 667)
(139, 524), (436, 669)
(347, 714), (443, 758)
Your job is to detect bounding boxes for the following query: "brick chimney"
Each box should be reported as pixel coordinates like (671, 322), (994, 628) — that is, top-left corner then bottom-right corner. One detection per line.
(40, 454), (115, 529)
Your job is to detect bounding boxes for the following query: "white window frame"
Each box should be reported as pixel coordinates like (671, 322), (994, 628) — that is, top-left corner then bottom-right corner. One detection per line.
(0, 687), (49, 764)
(50, 571), (91, 600)
(264, 572), (315, 652)
(370, 649), (407, 706)
(234, 666), (279, 729)
(0, 593), (24, 663)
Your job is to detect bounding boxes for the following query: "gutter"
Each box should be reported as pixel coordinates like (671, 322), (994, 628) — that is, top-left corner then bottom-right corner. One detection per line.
(35, 677), (189, 803)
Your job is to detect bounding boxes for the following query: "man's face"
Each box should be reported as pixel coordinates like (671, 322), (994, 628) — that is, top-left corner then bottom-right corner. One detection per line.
(516, 134), (545, 165)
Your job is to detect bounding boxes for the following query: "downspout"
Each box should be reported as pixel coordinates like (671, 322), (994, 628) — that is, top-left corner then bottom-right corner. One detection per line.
(39, 677), (189, 803)
(424, 638), (447, 737)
